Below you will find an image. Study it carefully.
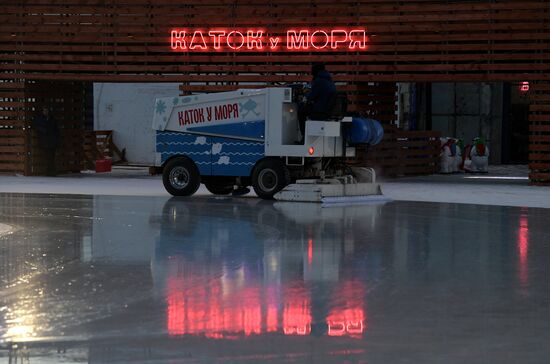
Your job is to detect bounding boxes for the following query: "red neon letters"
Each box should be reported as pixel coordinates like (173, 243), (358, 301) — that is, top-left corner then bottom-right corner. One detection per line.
(170, 28), (367, 52)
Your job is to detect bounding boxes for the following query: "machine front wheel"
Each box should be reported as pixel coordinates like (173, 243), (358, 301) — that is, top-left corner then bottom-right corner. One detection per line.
(162, 157), (201, 196)
(252, 159), (290, 200)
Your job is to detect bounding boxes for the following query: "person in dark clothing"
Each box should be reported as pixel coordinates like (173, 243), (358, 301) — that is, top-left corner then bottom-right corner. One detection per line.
(33, 107), (60, 176)
(298, 63), (337, 143)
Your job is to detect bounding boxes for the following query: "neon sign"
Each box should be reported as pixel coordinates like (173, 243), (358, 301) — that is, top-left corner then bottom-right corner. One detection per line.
(170, 28), (368, 52)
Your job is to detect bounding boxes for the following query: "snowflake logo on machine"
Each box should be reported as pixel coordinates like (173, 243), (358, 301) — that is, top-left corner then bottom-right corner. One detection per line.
(155, 100), (167, 115)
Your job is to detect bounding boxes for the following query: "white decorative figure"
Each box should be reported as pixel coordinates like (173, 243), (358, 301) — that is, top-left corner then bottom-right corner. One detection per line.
(440, 137), (459, 174)
(217, 156), (230, 165)
(463, 138), (489, 173)
(194, 136), (207, 145)
(468, 138), (489, 173)
(453, 144), (462, 173)
(212, 143), (223, 155)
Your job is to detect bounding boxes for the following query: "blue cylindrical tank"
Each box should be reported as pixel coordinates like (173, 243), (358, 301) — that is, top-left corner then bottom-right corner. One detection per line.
(347, 118), (384, 145)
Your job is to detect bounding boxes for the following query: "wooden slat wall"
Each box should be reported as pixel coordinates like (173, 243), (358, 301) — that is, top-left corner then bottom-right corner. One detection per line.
(1, 1), (548, 100)
(83, 131), (98, 170)
(395, 130), (441, 176)
(354, 83), (398, 123)
(0, 81), (27, 175)
(530, 82), (550, 185)
(350, 125), (441, 176)
(26, 81), (86, 175)
(0, 0), (549, 181)
(1, 0), (548, 82)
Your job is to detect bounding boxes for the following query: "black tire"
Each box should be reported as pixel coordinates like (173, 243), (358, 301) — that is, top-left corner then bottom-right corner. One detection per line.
(162, 157), (201, 196)
(252, 158), (290, 200)
(205, 181), (234, 195)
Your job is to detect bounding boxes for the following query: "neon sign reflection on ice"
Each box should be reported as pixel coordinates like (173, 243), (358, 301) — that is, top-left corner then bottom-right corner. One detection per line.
(326, 281), (366, 338)
(166, 274), (366, 338)
(170, 28), (368, 52)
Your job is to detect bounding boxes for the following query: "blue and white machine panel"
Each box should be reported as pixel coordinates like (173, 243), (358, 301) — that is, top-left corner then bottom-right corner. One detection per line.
(153, 89), (274, 176)
(156, 131), (212, 175)
(211, 137), (264, 176)
(187, 120), (265, 141)
(156, 131), (264, 177)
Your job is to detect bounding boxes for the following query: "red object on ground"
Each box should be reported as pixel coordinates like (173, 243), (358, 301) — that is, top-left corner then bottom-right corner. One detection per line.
(95, 159), (112, 173)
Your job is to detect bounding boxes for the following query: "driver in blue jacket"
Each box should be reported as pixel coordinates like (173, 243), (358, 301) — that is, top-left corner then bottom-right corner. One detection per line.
(298, 63), (337, 143)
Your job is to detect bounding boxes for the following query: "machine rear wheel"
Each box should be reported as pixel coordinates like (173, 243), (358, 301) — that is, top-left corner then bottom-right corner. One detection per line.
(252, 159), (290, 200)
(162, 157), (201, 196)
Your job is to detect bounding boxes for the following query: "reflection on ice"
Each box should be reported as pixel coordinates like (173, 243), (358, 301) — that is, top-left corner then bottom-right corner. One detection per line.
(517, 207), (529, 291)
(282, 283), (312, 336)
(156, 198), (379, 339)
(1, 193), (549, 363)
(326, 280), (366, 338)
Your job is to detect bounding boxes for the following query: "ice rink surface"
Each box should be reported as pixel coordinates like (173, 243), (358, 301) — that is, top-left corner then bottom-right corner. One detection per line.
(1, 193), (549, 363)
(0, 164), (548, 208)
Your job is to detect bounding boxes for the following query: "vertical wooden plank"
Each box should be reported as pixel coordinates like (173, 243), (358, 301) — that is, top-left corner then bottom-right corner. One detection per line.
(0, 80), (26, 175)
(529, 82), (550, 185)
(25, 80), (87, 176)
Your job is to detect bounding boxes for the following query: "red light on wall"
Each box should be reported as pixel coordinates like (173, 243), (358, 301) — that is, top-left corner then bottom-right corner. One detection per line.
(227, 30), (246, 50)
(287, 30), (310, 50)
(349, 29), (368, 50)
(311, 30), (329, 49)
(330, 29), (348, 50)
(171, 29), (186, 50)
(208, 30), (226, 49)
(308, 147), (315, 155)
(247, 30), (264, 50)
(520, 82), (530, 92)
(190, 30), (208, 50)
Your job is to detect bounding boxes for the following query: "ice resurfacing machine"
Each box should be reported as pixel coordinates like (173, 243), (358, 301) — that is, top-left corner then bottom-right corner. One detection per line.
(152, 87), (384, 202)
